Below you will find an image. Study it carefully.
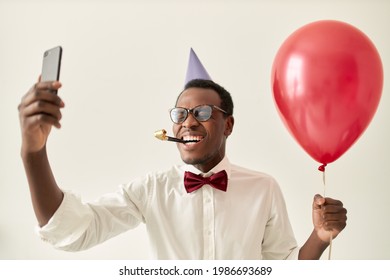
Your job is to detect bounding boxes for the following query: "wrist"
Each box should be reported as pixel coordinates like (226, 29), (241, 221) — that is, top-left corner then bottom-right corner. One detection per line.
(21, 144), (47, 160)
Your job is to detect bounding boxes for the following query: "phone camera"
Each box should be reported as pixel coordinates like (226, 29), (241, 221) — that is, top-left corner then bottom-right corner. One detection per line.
(44, 51), (49, 57)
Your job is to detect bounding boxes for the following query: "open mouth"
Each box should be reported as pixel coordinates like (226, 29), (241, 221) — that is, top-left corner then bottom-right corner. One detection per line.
(182, 135), (203, 144)
(154, 129), (204, 144)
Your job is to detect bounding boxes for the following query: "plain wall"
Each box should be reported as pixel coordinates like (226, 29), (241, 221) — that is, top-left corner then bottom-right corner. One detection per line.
(0, 0), (389, 259)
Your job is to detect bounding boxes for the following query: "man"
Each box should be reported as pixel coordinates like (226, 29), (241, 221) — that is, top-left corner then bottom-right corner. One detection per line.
(18, 51), (347, 259)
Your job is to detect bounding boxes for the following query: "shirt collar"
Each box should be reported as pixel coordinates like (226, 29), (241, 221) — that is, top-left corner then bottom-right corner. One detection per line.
(180, 156), (231, 179)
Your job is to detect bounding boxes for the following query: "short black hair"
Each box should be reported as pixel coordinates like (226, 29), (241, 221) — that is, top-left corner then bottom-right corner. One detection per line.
(176, 79), (234, 116)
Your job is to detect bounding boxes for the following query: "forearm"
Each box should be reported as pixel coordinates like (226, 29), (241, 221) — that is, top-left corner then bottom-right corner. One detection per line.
(298, 230), (329, 260)
(21, 146), (64, 227)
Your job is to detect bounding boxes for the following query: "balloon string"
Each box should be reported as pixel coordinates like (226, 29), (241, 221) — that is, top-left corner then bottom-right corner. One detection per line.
(328, 232), (333, 260)
(318, 164), (332, 260)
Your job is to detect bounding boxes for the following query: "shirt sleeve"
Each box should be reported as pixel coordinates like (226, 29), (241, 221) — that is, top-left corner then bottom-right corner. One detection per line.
(36, 184), (146, 251)
(261, 179), (300, 260)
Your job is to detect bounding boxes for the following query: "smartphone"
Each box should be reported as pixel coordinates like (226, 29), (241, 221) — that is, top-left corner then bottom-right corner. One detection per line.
(41, 46), (62, 93)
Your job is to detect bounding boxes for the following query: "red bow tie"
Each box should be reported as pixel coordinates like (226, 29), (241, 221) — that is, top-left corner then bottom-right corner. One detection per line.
(184, 170), (228, 193)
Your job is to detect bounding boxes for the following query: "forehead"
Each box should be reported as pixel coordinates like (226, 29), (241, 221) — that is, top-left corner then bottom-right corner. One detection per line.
(176, 87), (221, 108)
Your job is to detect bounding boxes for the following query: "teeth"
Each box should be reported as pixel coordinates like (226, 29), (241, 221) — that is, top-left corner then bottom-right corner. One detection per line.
(183, 136), (203, 142)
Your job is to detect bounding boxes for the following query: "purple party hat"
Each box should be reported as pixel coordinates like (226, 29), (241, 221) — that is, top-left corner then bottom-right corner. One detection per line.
(184, 48), (212, 85)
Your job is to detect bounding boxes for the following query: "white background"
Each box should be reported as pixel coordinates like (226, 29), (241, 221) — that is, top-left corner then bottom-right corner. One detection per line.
(0, 0), (389, 260)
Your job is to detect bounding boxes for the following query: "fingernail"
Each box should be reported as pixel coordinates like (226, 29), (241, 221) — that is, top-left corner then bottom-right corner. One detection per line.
(53, 81), (62, 87)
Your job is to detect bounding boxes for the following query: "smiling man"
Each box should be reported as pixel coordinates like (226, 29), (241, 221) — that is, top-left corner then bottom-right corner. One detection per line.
(18, 49), (347, 259)
(172, 82), (234, 172)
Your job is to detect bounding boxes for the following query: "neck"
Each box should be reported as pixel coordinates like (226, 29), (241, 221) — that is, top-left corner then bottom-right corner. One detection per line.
(191, 155), (225, 173)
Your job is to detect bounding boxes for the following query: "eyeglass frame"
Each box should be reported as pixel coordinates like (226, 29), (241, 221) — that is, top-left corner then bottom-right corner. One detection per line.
(169, 104), (229, 124)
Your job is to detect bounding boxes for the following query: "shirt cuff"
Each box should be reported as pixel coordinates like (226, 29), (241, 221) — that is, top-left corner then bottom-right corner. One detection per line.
(35, 191), (93, 250)
(285, 246), (300, 260)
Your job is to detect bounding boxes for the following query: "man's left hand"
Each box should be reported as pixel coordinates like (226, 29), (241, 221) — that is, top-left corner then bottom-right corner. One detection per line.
(312, 194), (347, 242)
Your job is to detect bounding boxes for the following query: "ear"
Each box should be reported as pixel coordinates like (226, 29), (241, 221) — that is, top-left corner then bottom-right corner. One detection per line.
(224, 115), (234, 137)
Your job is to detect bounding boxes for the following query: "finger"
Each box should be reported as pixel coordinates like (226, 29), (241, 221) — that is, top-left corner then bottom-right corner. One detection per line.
(324, 197), (343, 207)
(35, 80), (62, 91)
(322, 220), (347, 232)
(322, 207), (348, 218)
(322, 212), (348, 223)
(22, 100), (63, 121)
(321, 204), (347, 214)
(20, 82), (64, 109)
(23, 81), (62, 99)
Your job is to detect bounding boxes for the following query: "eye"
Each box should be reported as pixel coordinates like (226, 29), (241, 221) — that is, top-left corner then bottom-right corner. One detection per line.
(171, 108), (187, 122)
(195, 106), (212, 121)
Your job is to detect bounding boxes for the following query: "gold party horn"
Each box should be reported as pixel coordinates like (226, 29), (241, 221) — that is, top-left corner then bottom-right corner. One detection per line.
(154, 129), (198, 143)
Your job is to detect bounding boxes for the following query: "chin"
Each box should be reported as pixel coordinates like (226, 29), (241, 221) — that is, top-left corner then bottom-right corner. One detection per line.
(181, 156), (199, 165)
(180, 152), (204, 165)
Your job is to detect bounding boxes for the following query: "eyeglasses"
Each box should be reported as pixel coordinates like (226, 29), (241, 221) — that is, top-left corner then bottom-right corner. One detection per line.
(169, 104), (228, 124)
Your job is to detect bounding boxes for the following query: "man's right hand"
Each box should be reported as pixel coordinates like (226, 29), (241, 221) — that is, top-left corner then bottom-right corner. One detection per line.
(18, 80), (65, 226)
(18, 80), (64, 154)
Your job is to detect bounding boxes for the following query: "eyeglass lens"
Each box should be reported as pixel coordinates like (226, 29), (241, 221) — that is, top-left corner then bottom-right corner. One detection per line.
(171, 105), (213, 124)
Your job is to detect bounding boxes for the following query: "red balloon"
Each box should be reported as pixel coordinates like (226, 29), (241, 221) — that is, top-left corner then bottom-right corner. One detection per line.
(271, 20), (383, 166)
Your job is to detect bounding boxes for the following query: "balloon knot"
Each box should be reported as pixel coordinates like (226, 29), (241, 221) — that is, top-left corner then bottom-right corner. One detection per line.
(318, 164), (327, 172)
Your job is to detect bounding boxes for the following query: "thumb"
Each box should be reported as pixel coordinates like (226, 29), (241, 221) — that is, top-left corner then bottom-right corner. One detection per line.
(313, 194), (325, 210)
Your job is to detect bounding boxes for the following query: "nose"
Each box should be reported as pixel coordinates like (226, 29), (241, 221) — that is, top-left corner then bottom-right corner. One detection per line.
(181, 110), (199, 128)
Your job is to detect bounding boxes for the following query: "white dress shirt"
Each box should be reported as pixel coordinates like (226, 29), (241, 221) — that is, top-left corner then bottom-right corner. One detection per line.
(37, 156), (299, 259)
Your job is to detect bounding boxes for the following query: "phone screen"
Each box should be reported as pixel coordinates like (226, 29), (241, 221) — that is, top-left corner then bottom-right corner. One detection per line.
(41, 46), (62, 82)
